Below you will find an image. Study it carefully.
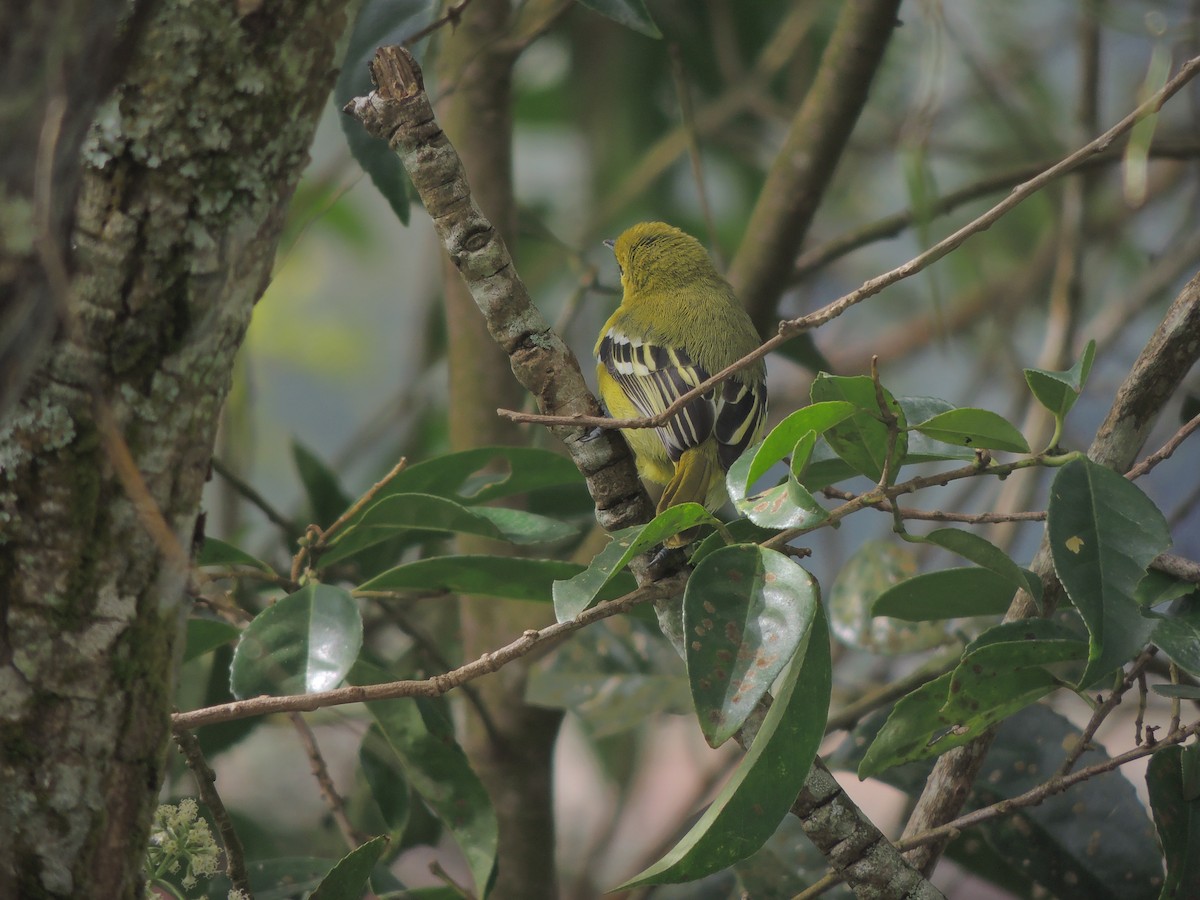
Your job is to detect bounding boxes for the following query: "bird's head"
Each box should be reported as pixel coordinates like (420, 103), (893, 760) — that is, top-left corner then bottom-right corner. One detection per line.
(606, 222), (716, 293)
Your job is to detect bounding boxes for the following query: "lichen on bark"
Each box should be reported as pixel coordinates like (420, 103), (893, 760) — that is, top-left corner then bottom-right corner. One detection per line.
(0, 0), (354, 895)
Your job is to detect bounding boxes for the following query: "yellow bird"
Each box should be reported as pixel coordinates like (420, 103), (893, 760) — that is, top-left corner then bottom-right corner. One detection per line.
(595, 222), (767, 532)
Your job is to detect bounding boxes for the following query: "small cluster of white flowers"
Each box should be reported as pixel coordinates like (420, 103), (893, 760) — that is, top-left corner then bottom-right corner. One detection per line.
(144, 799), (222, 897)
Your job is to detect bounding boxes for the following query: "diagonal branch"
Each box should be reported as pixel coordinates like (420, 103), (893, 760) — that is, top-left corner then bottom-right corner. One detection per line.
(727, 0), (905, 333)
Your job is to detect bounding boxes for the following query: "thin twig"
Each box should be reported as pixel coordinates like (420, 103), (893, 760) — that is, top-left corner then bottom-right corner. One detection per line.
(315, 457), (408, 547)
(800, 718), (1200, 899)
(172, 728), (252, 897)
(403, 0), (477, 46)
(1125, 412), (1200, 480)
(1057, 648), (1156, 776)
(289, 712), (369, 849)
(792, 139), (1200, 279)
(211, 457), (296, 534)
(820, 487), (1046, 524)
(171, 575), (681, 730)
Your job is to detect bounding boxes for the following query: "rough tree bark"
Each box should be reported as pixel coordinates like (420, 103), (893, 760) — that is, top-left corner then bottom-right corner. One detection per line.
(0, 1), (353, 895)
(0, 0), (146, 416)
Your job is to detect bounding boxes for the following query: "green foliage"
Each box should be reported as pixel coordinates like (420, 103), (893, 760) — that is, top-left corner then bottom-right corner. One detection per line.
(230, 584), (363, 698)
(616, 604), (830, 888)
(186, 7), (1200, 895)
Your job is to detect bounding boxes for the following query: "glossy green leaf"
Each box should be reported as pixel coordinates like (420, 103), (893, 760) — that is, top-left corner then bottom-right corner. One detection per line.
(1152, 683), (1200, 699)
(1024, 339), (1096, 420)
(385, 447), (584, 505)
(616, 607), (831, 888)
(872, 567), (1016, 621)
(739, 402), (857, 489)
(1150, 597), (1200, 676)
(897, 397), (976, 463)
(335, 0), (433, 223)
(293, 439), (353, 528)
(685, 546), (818, 748)
(552, 505), (719, 622)
(809, 374), (907, 483)
(321, 493), (576, 565)
(574, 0), (661, 37)
(912, 408), (1030, 453)
(829, 540), (952, 654)
(360, 725), (411, 835)
(1049, 457), (1170, 686)
(918, 527), (1039, 598)
(733, 472), (828, 531)
(859, 623), (1085, 778)
(1147, 746), (1200, 899)
(355, 663), (497, 898)
(358, 555), (635, 603)
(184, 618), (240, 663)
(1137, 569), (1198, 608)
(230, 584), (362, 698)
(196, 537), (273, 571)
(308, 835), (389, 900)
(796, 439), (861, 491)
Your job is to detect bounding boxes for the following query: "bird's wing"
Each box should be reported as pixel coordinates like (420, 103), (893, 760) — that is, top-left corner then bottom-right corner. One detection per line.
(714, 376), (767, 470)
(598, 328), (714, 462)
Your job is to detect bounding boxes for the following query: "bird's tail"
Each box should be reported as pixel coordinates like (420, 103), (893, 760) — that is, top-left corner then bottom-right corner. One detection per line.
(658, 444), (722, 547)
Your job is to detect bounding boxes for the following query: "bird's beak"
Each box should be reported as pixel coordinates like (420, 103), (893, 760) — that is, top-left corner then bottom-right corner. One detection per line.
(603, 238), (615, 250)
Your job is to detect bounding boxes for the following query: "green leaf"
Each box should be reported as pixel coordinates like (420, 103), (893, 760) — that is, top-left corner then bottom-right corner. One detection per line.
(552, 505), (719, 622)
(897, 397), (976, 463)
(1024, 339), (1096, 420)
(1151, 684), (1200, 700)
(918, 527), (1038, 598)
(1048, 457), (1171, 686)
(184, 618), (240, 663)
(574, 0), (661, 37)
(1150, 597), (1200, 676)
(321, 493), (576, 565)
(1137, 569), (1198, 608)
(206, 857), (334, 900)
(525, 620), (691, 738)
(293, 439), (354, 529)
(1147, 746), (1200, 899)
(616, 606), (831, 888)
(685, 546), (818, 748)
(357, 555), (636, 603)
(386, 447), (584, 506)
(196, 537), (273, 571)
(977, 705), (1163, 899)
(738, 402), (857, 489)
(809, 374), (907, 483)
(359, 725), (411, 835)
(732, 470), (829, 531)
(828, 540), (952, 654)
(355, 663), (497, 897)
(335, 0), (433, 223)
(872, 567), (1016, 621)
(912, 408), (1030, 453)
(308, 836), (390, 900)
(859, 622), (1086, 778)
(230, 584), (362, 698)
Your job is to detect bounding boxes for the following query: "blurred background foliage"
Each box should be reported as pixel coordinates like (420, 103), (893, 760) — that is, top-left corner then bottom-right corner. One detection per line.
(187, 0), (1200, 896)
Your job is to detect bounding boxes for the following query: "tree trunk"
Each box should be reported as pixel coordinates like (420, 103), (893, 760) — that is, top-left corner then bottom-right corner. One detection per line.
(434, 3), (564, 897)
(0, 1), (352, 895)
